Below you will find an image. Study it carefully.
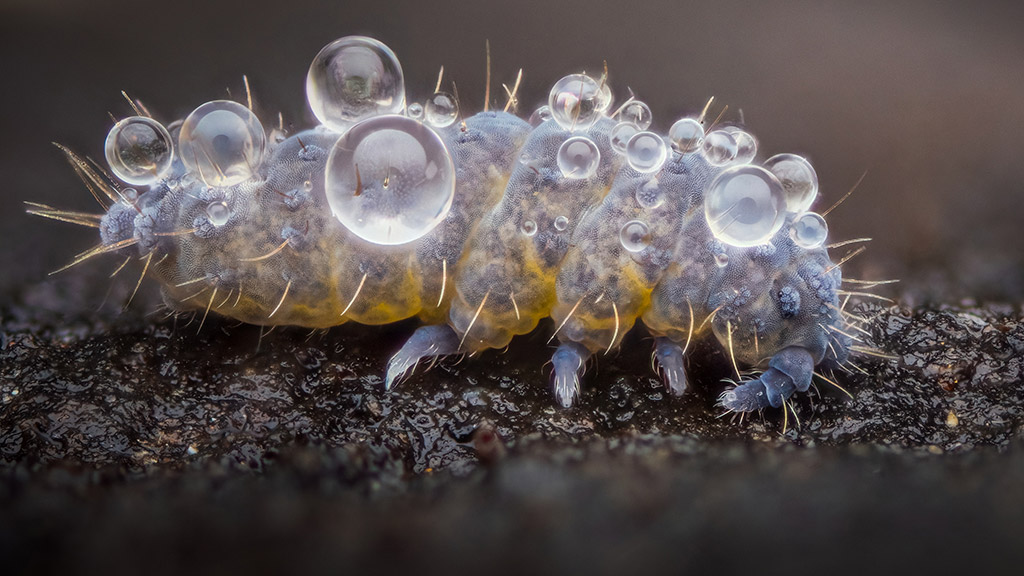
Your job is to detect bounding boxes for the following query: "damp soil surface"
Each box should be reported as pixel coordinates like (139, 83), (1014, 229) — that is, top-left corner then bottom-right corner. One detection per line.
(2, 272), (1023, 574)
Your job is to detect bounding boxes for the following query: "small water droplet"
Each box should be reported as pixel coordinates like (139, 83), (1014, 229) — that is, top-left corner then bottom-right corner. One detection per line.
(619, 220), (651, 252)
(610, 122), (638, 155)
(425, 92), (458, 128)
(635, 178), (663, 209)
(626, 131), (667, 173)
(521, 219), (538, 237)
(206, 201), (231, 226)
(789, 212), (828, 248)
(620, 100), (652, 130)
(701, 130), (738, 166)
(529, 105), (552, 126)
(557, 136), (601, 179)
(668, 118), (704, 153)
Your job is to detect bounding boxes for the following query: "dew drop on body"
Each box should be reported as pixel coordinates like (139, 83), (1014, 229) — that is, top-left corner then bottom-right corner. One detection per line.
(764, 153), (818, 213)
(178, 100), (266, 187)
(705, 165), (785, 247)
(325, 115), (455, 245)
(306, 36), (405, 132)
(626, 131), (667, 173)
(620, 220), (651, 252)
(424, 92), (458, 128)
(702, 130), (738, 166)
(548, 74), (612, 131)
(790, 212), (828, 248)
(557, 136), (600, 179)
(668, 118), (704, 153)
(104, 116), (174, 186)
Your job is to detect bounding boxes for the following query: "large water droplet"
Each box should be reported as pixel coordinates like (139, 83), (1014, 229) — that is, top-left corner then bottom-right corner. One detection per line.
(548, 73), (612, 131)
(104, 116), (173, 186)
(179, 100), (266, 187)
(610, 122), (638, 155)
(726, 128), (758, 165)
(557, 136), (601, 179)
(668, 118), (704, 153)
(424, 92), (458, 128)
(306, 36), (405, 132)
(763, 153), (819, 213)
(705, 165), (785, 247)
(626, 131), (667, 173)
(701, 130), (738, 166)
(619, 100), (652, 130)
(325, 115), (454, 245)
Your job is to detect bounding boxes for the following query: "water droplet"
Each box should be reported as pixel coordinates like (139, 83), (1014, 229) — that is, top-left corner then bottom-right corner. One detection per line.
(619, 220), (651, 252)
(179, 100), (266, 187)
(425, 92), (458, 128)
(715, 253), (729, 268)
(206, 201), (231, 226)
(726, 128), (757, 164)
(306, 36), (405, 132)
(521, 219), (538, 237)
(620, 100), (652, 130)
(548, 74), (612, 131)
(119, 187), (139, 205)
(529, 105), (552, 126)
(701, 130), (738, 166)
(303, 180), (313, 192)
(626, 132), (667, 173)
(610, 122), (638, 155)
(557, 136), (601, 179)
(763, 154), (818, 213)
(635, 178), (663, 209)
(705, 165), (785, 247)
(325, 115), (455, 245)
(269, 128), (287, 144)
(104, 116), (173, 186)
(790, 211), (828, 249)
(667, 118), (704, 154)
(407, 102), (424, 119)
(554, 215), (569, 231)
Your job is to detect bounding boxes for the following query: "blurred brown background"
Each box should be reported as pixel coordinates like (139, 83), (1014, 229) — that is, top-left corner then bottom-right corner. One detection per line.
(3, 0), (1023, 309)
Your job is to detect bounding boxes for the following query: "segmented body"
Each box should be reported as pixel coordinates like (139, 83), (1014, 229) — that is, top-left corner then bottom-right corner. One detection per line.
(38, 36), (861, 413)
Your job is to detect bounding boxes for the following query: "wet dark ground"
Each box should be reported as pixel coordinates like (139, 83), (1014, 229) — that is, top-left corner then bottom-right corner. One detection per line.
(4, 0), (1024, 574)
(2, 268), (1023, 573)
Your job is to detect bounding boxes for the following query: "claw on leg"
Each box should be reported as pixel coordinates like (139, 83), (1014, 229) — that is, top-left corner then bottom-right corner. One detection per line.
(551, 342), (590, 408)
(653, 337), (688, 396)
(718, 346), (815, 412)
(385, 324), (462, 390)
